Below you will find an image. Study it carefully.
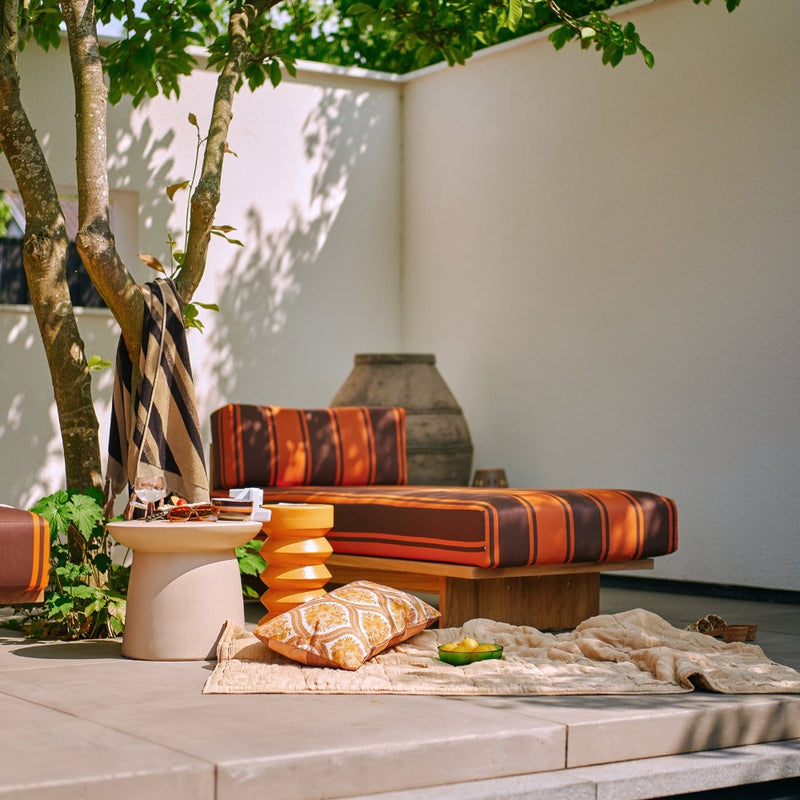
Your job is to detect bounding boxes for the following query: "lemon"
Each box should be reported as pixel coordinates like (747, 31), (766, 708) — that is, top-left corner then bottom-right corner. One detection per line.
(459, 637), (480, 651)
(439, 642), (458, 652)
(473, 643), (498, 652)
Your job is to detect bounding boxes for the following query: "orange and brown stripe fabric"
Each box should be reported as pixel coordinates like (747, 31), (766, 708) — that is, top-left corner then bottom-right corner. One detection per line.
(211, 405), (407, 489)
(0, 506), (50, 593)
(210, 403), (677, 569)
(255, 486), (677, 569)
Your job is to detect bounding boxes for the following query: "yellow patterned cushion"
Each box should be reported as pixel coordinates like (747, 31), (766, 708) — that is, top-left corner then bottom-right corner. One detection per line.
(254, 581), (440, 670)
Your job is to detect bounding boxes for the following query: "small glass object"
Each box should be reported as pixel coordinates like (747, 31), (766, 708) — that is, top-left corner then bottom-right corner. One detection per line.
(133, 475), (167, 520)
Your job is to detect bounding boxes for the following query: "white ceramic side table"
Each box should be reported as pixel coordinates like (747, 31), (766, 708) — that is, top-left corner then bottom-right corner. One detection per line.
(108, 519), (262, 661)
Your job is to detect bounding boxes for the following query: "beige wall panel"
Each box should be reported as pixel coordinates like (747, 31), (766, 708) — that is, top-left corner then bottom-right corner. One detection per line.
(402, 0), (800, 590)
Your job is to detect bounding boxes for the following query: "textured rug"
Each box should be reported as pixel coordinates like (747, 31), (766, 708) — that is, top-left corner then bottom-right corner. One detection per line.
(203, 608), (800, 695)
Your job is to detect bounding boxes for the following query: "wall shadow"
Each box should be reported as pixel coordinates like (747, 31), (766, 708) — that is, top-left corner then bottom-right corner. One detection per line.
(0, 114), (175, 507)
(206, 86), (384, 406)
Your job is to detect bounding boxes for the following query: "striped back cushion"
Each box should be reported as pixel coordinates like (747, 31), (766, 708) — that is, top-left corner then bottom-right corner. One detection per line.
(0, 506), (50, 593)
(210, 405), (407, 490)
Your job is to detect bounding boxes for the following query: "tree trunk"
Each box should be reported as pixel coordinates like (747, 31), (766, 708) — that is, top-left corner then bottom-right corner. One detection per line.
(0, 2), (103, 493)
(61, 0), (143, 365)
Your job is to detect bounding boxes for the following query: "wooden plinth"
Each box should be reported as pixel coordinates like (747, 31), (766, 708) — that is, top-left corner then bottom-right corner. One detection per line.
(259, 504), (334, 624)
(326, 555), (654, 630)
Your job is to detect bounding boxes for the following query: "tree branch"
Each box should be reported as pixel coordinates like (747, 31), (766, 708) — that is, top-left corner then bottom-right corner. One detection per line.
(177, 0), (281, 301)
(60, 0), (143, 361)
(0, 0), (102, 490)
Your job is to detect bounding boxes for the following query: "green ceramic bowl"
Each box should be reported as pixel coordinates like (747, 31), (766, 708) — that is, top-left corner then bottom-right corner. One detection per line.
(437, 643), (503, 666)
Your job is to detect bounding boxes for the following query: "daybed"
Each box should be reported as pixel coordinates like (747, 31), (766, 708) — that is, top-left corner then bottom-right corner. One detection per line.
(210, 404), (677, 629)
(0, 505), (50, 605)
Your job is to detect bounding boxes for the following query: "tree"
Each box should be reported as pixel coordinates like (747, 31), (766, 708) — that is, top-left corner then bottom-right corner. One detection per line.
(0, 0), (739, 498)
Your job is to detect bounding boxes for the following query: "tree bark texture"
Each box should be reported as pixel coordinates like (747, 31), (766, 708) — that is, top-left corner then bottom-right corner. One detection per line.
(61, 0), (143, 364)
(178, 0), (280, 300)
(0, 0), (103, 492)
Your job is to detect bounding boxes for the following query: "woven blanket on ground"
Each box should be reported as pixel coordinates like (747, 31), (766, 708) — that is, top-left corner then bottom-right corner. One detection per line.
(203, 609), (800, 695)
(106, 279), (209, 503)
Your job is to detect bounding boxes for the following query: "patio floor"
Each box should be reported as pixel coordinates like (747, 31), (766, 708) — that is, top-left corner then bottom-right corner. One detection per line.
(1, 583), (798, 800)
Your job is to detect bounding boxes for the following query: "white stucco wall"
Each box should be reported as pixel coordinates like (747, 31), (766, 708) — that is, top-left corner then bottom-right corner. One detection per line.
(402, 0), (800, 591)
(1, 45), (403, 506)
(2, 0), (797, 592)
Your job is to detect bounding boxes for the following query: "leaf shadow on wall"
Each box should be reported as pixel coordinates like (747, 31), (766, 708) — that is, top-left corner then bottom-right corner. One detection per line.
(206, 87), (385, 407)
(0, 118), (175, 505)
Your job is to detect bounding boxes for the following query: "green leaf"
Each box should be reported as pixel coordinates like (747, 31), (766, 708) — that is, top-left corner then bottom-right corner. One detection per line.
(30, 491), (70, 536)
(68, 585), (99, 599)
(193, 301), (220, 312)
(67, 493), (104, 540)
(236, 539), (266, 577)
(282, 57), (297, 78)
(269, 59), (282, 88)
(549, 26), (575, 51)
(507, 0), (523, 31)
(242, 584), (261, 599)
(93, 553), (113, 573)
(87, 355), (112, 372)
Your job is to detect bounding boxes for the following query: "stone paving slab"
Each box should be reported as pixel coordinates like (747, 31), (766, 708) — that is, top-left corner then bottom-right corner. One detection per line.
(468, 692), (800, 767)
(1, 592), (798, 800)
(0, 692), (213, 800)
(349, 740), (800, 800)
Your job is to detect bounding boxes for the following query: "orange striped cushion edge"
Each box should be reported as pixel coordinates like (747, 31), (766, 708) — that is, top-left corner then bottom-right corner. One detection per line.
(0, 508), (50, 592)
(257, 486), (677, 570)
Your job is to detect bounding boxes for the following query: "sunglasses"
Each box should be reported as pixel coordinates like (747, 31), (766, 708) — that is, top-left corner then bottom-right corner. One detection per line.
(165, 503), (219, 522)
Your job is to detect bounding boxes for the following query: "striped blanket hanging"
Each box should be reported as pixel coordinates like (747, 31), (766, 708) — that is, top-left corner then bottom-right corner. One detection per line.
(106, 279), (209, 504)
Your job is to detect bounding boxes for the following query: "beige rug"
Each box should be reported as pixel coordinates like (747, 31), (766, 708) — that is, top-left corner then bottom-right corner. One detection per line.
(203, 608), (800, 695)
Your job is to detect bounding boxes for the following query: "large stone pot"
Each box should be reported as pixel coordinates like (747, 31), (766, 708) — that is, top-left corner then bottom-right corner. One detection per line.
(331, 353), (473, 486)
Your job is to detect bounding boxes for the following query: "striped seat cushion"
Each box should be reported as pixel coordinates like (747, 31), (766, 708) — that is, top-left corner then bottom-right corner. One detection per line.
(211, 405), (407, 489)
(256, 486), (678, 569)
(0, 506), (50, 594)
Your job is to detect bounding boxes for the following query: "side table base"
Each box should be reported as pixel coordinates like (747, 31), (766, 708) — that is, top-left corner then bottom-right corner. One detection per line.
(122, 551), (244, 661)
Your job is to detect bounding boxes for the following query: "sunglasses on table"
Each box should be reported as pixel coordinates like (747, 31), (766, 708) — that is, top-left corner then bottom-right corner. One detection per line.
(145, 504), (219, 522)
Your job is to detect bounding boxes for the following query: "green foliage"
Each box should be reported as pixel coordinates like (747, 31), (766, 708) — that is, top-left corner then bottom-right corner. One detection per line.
(0, 191), (13, 238)
(235, 538), (267, 599)
(549, 11), (655, 69)
(98, 0), (220, 106)
(86, 354), (112, 371)
(13, 0), (741, 92)
(7, 488), (129, 640)
(278, 0), (661, 73)
(694, 0), (740, 10)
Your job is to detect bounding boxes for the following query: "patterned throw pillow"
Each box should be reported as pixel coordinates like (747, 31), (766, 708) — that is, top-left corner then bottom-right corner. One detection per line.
(254, 581), (440, 670)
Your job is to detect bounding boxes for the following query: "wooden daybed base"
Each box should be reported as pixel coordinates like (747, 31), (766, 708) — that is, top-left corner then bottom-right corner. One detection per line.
(327, 554), (654, 630)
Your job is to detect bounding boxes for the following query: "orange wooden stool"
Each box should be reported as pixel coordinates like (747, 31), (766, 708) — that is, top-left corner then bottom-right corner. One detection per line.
(259, 503), (334, 623)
